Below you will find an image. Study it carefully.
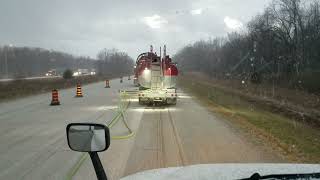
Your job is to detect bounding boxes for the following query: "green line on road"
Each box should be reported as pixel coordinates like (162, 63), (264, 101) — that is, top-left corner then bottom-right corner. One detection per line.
(66, 92), (132, 180)
(65, 153), (88, 180)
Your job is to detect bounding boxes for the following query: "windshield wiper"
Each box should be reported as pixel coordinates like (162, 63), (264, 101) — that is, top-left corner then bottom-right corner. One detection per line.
(239, 172), (320, 180)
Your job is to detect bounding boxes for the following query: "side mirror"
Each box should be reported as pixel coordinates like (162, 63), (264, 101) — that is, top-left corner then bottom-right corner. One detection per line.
(66, 123), (110, 180)
(66, 123), (110, 152)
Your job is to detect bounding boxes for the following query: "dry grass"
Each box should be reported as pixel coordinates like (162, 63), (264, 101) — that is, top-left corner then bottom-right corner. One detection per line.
(186, 72), (320, 128)
(179, 75), (320, 163)
(191, 72), (320, 110)
(0, 75), (112, 102)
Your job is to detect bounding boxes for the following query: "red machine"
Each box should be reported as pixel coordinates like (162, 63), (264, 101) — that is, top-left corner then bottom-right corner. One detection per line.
(134, 45), (178, 105)
(133, 45), (178, 89)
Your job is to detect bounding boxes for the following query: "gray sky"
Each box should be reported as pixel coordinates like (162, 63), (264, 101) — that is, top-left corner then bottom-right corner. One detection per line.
(0, 0), (271, 59)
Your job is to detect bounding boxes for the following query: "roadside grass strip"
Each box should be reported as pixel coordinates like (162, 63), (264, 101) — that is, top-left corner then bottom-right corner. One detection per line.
(178, 76), (320, 163)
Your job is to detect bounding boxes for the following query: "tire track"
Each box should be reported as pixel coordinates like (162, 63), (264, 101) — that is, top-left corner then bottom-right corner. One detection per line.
(124, 105), (186, 176)
(167, 107), (186, 166)
(158, 108), (164, 167)
(150, 105), (186, 167)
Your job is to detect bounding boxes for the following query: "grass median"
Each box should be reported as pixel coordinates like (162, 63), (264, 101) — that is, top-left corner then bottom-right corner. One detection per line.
(0, 75), (112, 103)
(178, 76), (320, 163)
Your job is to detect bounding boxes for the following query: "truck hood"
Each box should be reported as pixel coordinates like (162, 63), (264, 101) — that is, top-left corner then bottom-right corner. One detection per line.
(121, 164), (320, 180)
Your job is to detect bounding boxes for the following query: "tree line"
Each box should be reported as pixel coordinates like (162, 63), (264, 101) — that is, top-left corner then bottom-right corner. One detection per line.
(96, 49), (134, 76)
(0, 46), (134, 78)
(174, 0), (320, 93)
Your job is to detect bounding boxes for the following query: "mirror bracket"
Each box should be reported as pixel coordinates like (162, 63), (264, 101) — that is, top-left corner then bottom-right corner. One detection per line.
(66, 123), (110, 180)
(89, 152), (107, 180)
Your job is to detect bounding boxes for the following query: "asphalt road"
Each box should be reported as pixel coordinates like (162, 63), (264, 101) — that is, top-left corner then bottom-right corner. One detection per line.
(0, 76), (61, 82)
(0, 78), (128, 180)
(0, 78), (283, 180)
(73, 85), (284, 180)
(0, 74), (93, 82)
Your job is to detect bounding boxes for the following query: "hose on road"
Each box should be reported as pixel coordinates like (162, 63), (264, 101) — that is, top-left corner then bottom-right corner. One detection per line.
(108, 91), (135, 140)
(66, 91), (135, 180)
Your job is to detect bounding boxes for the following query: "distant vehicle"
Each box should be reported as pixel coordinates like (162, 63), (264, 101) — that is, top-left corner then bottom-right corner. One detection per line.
(73, 69), (91, 76)
(45, 69), (57, 76)
(135, 45), (178, 105)
(78, 69), (89, 75)
(90, 69), (96, 75)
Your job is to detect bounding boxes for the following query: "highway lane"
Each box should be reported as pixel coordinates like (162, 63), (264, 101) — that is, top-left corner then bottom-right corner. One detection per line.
(122, 92), (284, 177)
(0, 74), (94, 83)
(0, 74), (96, 83)
(0, 77), (284, 180)
(74, 90), (284, 180)
(0, 76), (61, 82)
(0, 78), (130, 180)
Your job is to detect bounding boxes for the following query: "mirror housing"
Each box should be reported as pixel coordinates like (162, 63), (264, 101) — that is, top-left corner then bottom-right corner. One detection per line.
(66, 123), (110, 152)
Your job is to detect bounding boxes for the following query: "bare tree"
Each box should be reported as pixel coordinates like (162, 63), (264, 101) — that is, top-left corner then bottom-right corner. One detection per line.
(174, 0), (320, 93)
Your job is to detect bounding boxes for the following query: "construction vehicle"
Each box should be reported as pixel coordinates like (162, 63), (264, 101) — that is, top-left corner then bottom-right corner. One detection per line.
(135, 45), (178, 105)
(45, 69), (57, 76)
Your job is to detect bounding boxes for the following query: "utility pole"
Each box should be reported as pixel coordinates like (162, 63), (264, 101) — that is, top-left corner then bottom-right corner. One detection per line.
(4, 46), (8, 78)
(104, 48), (107, 60)
(4, 44), (13, 78)
(251, 41), (257, 72)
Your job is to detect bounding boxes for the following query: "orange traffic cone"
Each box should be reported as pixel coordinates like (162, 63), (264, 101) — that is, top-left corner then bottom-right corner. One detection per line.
(105, 80), (110, 88)
(50, 89), (60, 106)
(75, 84), (83, 97)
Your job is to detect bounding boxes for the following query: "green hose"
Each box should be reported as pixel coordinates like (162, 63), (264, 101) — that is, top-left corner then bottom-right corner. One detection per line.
(66, 91), (135, 180)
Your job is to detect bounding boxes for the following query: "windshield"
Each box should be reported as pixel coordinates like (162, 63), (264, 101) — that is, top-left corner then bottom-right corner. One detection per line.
(0, 0), (319, 179)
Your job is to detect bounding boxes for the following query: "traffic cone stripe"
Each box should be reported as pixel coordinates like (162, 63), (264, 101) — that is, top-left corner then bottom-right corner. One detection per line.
(50, 89), (60, 105)
(105, 80), (110, 88)
(75, 84), (83, 97)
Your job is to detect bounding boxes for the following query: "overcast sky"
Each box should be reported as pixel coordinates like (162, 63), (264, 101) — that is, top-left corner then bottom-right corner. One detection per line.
(0, 0), (271, 59)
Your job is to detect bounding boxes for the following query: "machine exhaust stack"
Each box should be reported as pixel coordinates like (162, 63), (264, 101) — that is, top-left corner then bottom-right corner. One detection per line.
(150, 45), (153, 53)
